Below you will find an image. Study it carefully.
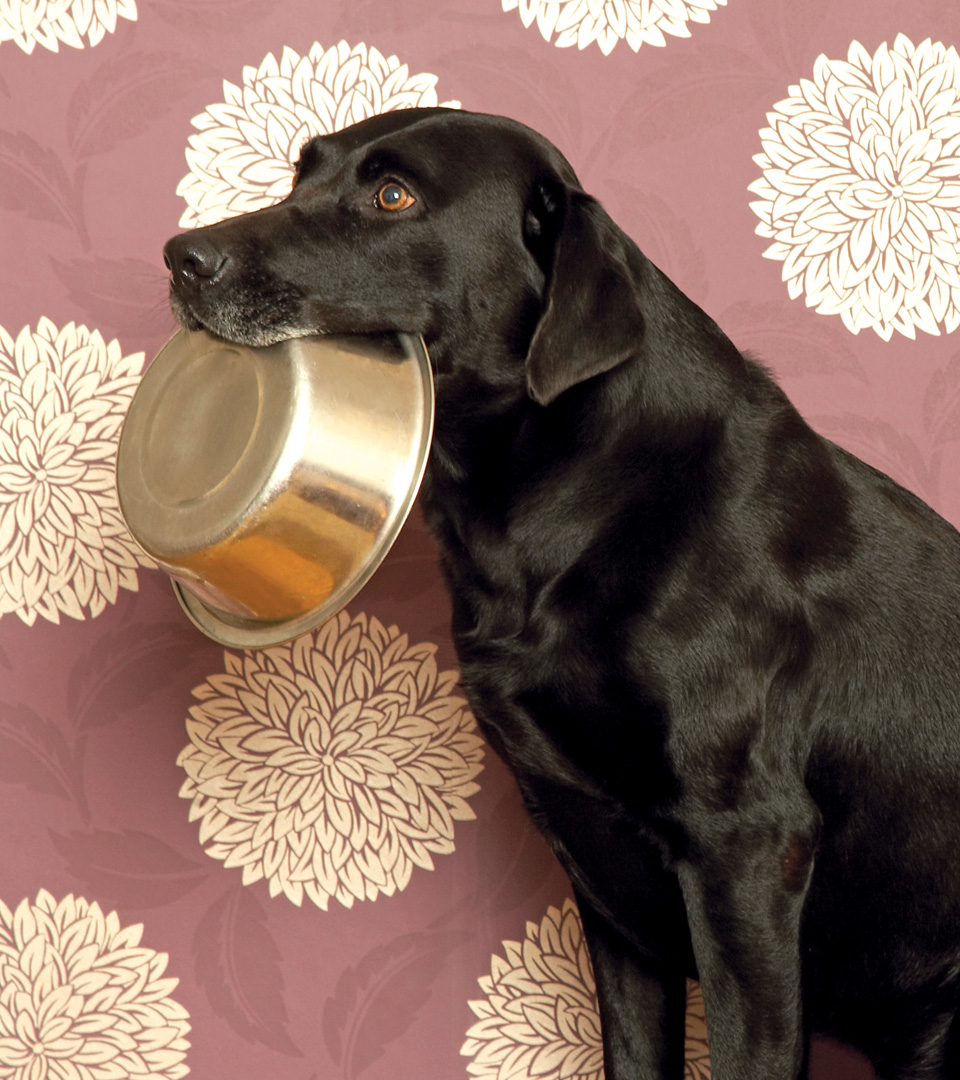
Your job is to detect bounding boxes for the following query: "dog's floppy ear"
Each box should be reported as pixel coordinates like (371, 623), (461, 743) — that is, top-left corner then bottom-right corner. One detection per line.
(525, 187), (645, 406)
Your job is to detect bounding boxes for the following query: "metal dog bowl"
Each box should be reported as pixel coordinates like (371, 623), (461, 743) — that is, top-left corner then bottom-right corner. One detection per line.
(117, 329), (434, 648)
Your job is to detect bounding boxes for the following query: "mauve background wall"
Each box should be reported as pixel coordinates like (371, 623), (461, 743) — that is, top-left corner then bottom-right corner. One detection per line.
(2, 0), (960, 1077)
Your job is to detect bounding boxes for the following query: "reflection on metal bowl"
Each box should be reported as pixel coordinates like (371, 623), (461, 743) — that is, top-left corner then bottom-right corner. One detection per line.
(116, 329), (434, 648)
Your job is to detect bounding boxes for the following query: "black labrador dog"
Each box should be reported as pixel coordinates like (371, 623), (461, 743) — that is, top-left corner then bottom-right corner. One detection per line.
(163, 108), (960, 1080)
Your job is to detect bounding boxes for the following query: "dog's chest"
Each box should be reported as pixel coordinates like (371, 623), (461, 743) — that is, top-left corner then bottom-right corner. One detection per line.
(437, 538), (678, 812)
(419, 418), (706, 809)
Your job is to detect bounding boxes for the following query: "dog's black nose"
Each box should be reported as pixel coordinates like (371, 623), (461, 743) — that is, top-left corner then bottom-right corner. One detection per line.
(163, 234), (228, 285)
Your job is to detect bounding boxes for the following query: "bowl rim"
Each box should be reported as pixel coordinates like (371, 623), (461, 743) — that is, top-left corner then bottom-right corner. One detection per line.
(148, 330), (435, 649)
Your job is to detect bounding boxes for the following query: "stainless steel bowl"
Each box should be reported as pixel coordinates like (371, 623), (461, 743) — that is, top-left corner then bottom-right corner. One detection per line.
(117, 329), (434, 648)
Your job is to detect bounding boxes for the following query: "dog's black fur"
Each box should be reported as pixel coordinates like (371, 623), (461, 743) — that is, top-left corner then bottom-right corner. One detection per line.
(164, 108), (960, 1080)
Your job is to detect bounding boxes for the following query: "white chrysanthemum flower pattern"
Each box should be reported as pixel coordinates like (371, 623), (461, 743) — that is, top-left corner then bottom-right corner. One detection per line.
(177, 40), (461, 227)
(0, 320), (154, 627)
(178, 610), (484, 910)
(0, 0), (136, 53)
(461, 900), (710, 1080)
(501, 0), (726, 55)
(0, 890), (190, 1080)
(684, 981), (710, 1080)
(749, 35), (960, 341)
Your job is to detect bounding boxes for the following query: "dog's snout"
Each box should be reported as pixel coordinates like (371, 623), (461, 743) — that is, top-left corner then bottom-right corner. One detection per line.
(163, 234), (228, 285)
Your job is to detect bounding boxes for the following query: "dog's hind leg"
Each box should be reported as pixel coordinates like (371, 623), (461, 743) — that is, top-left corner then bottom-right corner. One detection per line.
(871, 1002), (960, 1080)
(576, 893), (689, 1080)
(940, 1006), (960, 1080)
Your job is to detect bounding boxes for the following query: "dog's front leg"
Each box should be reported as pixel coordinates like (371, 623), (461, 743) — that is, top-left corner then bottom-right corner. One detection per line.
(576, 893), (689, 1080)
(674, 798), (819, 1080)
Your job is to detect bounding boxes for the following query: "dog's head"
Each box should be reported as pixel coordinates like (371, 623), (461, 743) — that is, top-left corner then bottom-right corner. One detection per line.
(164, 108), (645, 405)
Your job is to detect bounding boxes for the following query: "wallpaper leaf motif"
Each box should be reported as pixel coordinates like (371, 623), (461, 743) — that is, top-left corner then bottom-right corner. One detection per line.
(49, 829), (212, 909)
(470, 787), (562, 916)
(601, 185), (709, 300)
(923, 350), (960, 443)
(0, 702), (87, 808)
(744, 0), (832, 71)
(323, 929), (470, 1079)
(149, 0), (272, 34)
(0, 321), (155, 626)
(749, 35), (960, 341)
(0, 0), (137, 53)
(808, 413), (942, 506)
(0, 131), (89, 245)
(720, 301), (867, 380)
(461, 900), (711, 1080)
(66, 52), (210, 159)
(178, 610), (484, 910)
(501, 0), (728, 55)
(51, 258), (172, 343)
(176, 40), (460, 228)
(606, 46), (775, 151)
(194, 885), (299, 1055)
(0, 890), (190, 1078)
(66, 621), (198, 731)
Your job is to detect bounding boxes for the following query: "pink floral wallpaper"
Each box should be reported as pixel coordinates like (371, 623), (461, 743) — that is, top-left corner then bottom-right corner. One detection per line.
(2, 0), (960, 1077)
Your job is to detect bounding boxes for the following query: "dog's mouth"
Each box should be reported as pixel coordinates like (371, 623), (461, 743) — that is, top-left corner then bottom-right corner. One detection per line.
(168, 291), (205, 333)
(167, 280), (314, 349)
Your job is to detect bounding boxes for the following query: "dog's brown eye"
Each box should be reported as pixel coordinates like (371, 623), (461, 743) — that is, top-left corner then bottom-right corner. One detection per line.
(375, 183), (415, 212)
